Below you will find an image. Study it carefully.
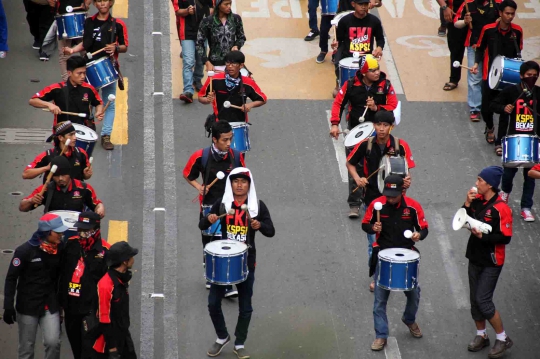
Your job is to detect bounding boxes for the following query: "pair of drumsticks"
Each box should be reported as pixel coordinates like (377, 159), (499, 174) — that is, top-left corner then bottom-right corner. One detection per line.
(373, 200), (414, 238)
(41, 94), (116, 118)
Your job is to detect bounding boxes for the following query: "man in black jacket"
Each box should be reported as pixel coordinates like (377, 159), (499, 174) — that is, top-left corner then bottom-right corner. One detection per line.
(3, 213), (67, 359)
(490, 61), (540, 222)
(199, 167), (275, 359)
(59, 212), (110, 359)
(461, 166), (513, 358)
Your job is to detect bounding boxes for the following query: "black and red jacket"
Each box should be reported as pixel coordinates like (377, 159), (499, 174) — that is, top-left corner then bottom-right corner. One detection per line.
(82, 13), (128, 62)
(199, 72), (267, 123)
(32, 81), (102, 125)
(362, 195), (429, 250)
(59, 233), (110, 315)
(331, 71), (398, 128)
(464, 194), (512, 267)
(474, 22), (523, 80)
(25, 178), (103, 213)
(454, 0), (501, 47)
(25, 146), (90, 183)
(347, 135), (415, 206)
(172, 0), (212, 41)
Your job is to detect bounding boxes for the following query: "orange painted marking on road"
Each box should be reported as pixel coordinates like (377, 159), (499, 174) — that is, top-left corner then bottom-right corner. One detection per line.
(113, 0), (129, 19)
(108, 220), (128, 244)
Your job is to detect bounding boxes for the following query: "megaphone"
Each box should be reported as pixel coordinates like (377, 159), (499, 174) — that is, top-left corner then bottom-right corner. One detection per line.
(452, 208), (492, 234)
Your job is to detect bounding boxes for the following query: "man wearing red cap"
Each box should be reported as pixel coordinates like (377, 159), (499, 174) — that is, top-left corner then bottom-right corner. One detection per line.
(3, 213), (67, 359)
(59, 211), (110, 359)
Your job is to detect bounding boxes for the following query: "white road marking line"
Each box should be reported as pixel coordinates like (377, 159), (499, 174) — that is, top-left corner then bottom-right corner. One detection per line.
(385, 337), (402, 359)
(431, 210), (469, 309)
(383, 36), (404, 95)
(326, 110), (348, 183)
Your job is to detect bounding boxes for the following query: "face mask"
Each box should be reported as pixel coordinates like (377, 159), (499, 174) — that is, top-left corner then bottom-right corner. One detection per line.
(79, 229), (96, 239)
(523, 76), (538, 89)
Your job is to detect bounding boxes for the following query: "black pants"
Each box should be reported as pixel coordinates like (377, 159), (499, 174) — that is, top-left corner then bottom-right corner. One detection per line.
(92, 331), (137, 359)
(65, 313), (86, 359)
(346, 141), (363, 207)
(23, 0), (54, 48)
(468, 262), (503, 321)
(439, 8), (448, 27)
(208, 270), (255, 346)
(319, 15), (333, 53)
(481, 80), (508, 130)
(446, 24), (467, 84)
(495, 113), (510, 146)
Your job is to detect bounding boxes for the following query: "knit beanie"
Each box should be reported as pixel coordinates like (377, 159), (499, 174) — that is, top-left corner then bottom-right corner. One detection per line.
(478, 166), (503, 190)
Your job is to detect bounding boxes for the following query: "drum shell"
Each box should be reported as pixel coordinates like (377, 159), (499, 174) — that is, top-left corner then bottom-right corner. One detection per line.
(321, 0), (339, 15)
(489, 56), (523, 90)
(73, 124), (98, 158)
(48, 210), (80, 242)
(338, 57), (360, 88)
(204, 241), (249, 285)
(377, 249), (420, 291)
(201, 205), (221, 236)
(56, 12), (86, 40)
(86, 57), (119, 89)
(502, 135), (539, 168)
(377, 156), (409, 193)
(344, 122), (375, 150)
(230, 122), (250, 153)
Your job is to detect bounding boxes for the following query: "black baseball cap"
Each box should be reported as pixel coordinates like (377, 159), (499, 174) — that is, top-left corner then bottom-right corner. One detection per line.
(74, 211), (101, 230)
(353, 0), (370, 3)
(373, 111), (395, 125)
(382, 175), (404, 197)
(106, 241), (139, 267)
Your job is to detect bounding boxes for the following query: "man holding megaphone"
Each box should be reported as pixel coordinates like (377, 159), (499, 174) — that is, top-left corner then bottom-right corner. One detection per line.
(461, 166), (514, 358)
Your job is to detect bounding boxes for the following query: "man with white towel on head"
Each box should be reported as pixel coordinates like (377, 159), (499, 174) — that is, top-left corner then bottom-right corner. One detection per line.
(199, 167), (275, 359)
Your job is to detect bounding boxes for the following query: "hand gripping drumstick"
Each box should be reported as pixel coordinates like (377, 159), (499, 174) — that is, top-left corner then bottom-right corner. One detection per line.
(352, 164), (385, 193)
(453, 61), (472, 71)
(215, 209), (235, 220)
(102, 94), (116, 113)
(42, 108), (87, 117)
(191, 171), (225, 203)
(223, 101), (244, 110)
(374, 202), (383, 223)
(34, 164), (58, 208)
(464, 3), (473, 30)
(208, 71), (215, 93)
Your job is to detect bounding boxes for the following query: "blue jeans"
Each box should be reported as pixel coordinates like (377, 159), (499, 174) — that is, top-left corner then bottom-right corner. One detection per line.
(367, 232), (376, 265)
(308, 0), (320, 32)
(180, 39), (204, 95)
(100, 82), (117, 136)
(373, 264), (421, 338)
(467, 46), (482, 112)
(208, 270), (255, 346)
(18, 310), (61, 359)
(501, 167), (535, 209)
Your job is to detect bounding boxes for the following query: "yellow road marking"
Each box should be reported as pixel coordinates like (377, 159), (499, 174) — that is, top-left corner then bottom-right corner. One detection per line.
(111, 77), (128, 144)
(113, 0), (129, 19)
(170, 3), (183, 99)
(108, 220), (128, 244)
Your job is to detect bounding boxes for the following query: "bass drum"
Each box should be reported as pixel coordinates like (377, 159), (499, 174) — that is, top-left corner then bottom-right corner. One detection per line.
(377, 156), (408, 193)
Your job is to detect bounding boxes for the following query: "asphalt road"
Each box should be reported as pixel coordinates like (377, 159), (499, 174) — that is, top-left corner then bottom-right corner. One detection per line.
(1, 1), (540, 359)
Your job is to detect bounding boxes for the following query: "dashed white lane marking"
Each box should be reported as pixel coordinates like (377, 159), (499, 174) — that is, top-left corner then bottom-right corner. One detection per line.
(385, 337), (402, 359)
(326, 110), (349, 183)
(383, 36), (404, 95)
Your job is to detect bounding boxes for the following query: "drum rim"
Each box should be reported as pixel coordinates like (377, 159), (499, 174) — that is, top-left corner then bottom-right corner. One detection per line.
(339, 57), (361, 67)
(55, 12), (87, 19)
(503, 134), (539, 140)
(378, 248), (419, 262)
(73, 123), (98, 140)
(343, 122), (375, 147)
(206, 273), (249, 285)
(86, 56), (113, 66)
(204, 240), (248, 255)
(377, 283), (417, 291)
(229, 122), (249, 128)
(204, 247), (249, 257)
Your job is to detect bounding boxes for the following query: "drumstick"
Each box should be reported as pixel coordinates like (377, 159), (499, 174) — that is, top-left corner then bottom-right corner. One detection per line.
(359, 106), (369, 122)
(86, 47), (107, 60)
(215, 209), (235, 220)
(191, 171), (225, 203)
(42, 108), (87, 117)
(240, 204), (252, 222)
(65, 5), (84, 12)
(102, 94), (116, 113)
(223, 101), (244, 110)
(464, 3), (473, 30)
(88, 157), (93, 169)
(351, 164), (385, 193)
(208, 71), (215, 93)
(374, 202), (383, 222)
(453, 61), (472, 70)
(34, 165), (58, 208)
(510, 88), (530, 107)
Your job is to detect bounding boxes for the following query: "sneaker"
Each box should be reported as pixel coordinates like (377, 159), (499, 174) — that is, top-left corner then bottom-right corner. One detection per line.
(39, 51), (50, 61)
(206, 281), (211, 289)
(488, 336), (513, 358)
(233, 347), (250, 359)
(101, 135), (114, 150)
(224, 287), (238, 298)
(348, 206), (360, 219)
(371, 338), (387, 351)
(32, 40), (40, 50)
(470, 111), (481, 122)
(468, 334), (490, 352)
(499, 191), (509, 204)
(193, 81), (203, 92)
(179, 92), (193, 103)
(437, 26), (447, 37)
(304, 31), (319, 41)
(316, 52), (327, 64)
(521, 208), (535, 222)
(207, 336), (230, 357)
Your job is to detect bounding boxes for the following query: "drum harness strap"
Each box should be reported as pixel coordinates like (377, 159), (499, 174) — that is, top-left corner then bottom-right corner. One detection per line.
(343, 76), (392, 122)
(44, 181), (88, 213)
(366, 136), (401, 158)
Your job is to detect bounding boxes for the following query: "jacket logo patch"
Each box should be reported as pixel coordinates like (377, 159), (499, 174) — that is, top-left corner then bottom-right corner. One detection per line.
(12, 258), (21, 266)
(73, 191), (80, 197)
(403, 209), (410, 216)
(82, 93), (89, 102)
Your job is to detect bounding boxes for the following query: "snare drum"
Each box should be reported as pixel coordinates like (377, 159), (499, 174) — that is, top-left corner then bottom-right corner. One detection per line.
(48, 210), (80, 242)
(73, 124), (98, 157)
(489, 56), (524, 90)
(502, 135), (540, 168)
(86, 57), (118, 89)
(377, 156), (409, 193)
(377, 248), (420, 291)
(204, 240), (249, 285)
(344, 122), (374, 151)
(201, 205), (221, 236)
(321, 0), (338, 15)
(56, 12), (86, 39)
(338, 57), (361, 88)
(230, 122), (250, 153)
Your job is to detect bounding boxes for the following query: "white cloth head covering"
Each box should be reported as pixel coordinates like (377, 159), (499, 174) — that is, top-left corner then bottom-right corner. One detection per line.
(222, 167), (258, 218)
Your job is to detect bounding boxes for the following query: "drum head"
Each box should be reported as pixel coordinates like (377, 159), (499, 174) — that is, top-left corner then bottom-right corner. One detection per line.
(489, 56), (504, 90)
(344, 122), (374, 148)
(377, 156), (408, 193)
(205, 240), (248, 256)
(339, 57), (361, 70)
(48, 210), (80, 230)
(229, 122), (247, 129)
(394, 101), (402, 126)
(73, 124), (98, 141)
(379, 248), (419, 262)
